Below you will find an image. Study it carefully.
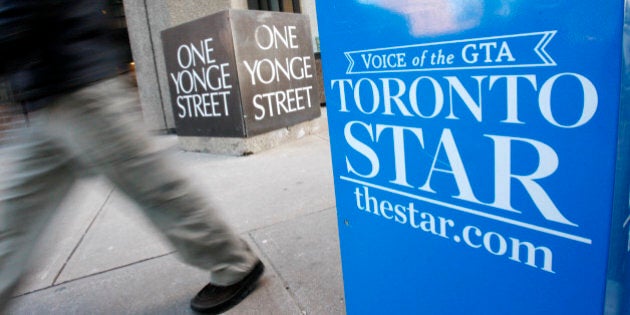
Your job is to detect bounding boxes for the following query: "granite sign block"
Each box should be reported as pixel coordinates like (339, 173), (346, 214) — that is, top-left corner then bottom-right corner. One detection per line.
(162, 10), (320, 137)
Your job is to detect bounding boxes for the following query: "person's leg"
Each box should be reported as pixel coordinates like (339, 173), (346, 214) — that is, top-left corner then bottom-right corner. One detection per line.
(42, 77), (259, 286)
(0, 125), (76, 312)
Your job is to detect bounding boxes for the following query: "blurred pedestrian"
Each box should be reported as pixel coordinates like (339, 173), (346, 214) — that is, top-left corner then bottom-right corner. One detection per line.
(0, 0), (264, 313)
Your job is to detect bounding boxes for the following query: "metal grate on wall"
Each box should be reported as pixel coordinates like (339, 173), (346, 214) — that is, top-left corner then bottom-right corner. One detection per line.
(248, 0), (301, 13)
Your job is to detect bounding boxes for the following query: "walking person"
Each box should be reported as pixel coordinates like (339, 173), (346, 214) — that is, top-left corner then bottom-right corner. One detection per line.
(0, 0), (264, 313)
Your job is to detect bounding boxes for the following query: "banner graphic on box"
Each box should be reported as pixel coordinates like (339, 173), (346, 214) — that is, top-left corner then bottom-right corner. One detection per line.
(317, 1), (629, 314)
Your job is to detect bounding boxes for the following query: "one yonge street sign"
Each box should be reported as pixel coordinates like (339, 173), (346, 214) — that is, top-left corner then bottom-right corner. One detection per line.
(162, 10), (320, 137)
(317, 1), (630, 314)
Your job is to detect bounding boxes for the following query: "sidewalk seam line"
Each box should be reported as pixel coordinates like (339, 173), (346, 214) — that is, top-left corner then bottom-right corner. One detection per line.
(51, 185), (115, 286)
(314, 134), (329, 142)
(246, 232), (308, 314)
(15, 251), (176, 298)
(246, 206), (336, 235)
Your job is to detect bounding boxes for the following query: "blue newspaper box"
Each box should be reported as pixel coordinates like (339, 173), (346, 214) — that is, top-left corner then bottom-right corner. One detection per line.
(317, 1), (630, 314)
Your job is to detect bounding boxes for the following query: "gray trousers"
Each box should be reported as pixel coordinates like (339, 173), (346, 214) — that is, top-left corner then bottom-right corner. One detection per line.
(0, 77), (258, 311)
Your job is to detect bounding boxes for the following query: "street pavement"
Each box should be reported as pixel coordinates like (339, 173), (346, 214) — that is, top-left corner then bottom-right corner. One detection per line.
(6, 108), (345, 315)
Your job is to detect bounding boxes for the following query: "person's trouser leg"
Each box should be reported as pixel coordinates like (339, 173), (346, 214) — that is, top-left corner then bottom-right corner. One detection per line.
(41, 77), (258, 286)
(0, 128), (76, 312)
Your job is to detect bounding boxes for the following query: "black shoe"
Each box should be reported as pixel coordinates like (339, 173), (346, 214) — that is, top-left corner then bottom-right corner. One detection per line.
(190, 260), (265, 314)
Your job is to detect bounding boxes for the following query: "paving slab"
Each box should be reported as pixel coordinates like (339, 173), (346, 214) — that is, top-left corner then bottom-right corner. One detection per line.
(14, 177), (113, 295)
(8, 236), (302, 315)
(55, 190), (173, 283)
(173, 135), (336, 234)
(251, 208), (346, 315)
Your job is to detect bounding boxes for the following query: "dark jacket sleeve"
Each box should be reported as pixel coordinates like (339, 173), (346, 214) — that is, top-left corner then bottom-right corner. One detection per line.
(0, 1), (37, 76)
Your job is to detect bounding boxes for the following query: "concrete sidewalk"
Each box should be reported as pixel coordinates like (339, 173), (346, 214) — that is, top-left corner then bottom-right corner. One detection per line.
(6, 108), (345, 314)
